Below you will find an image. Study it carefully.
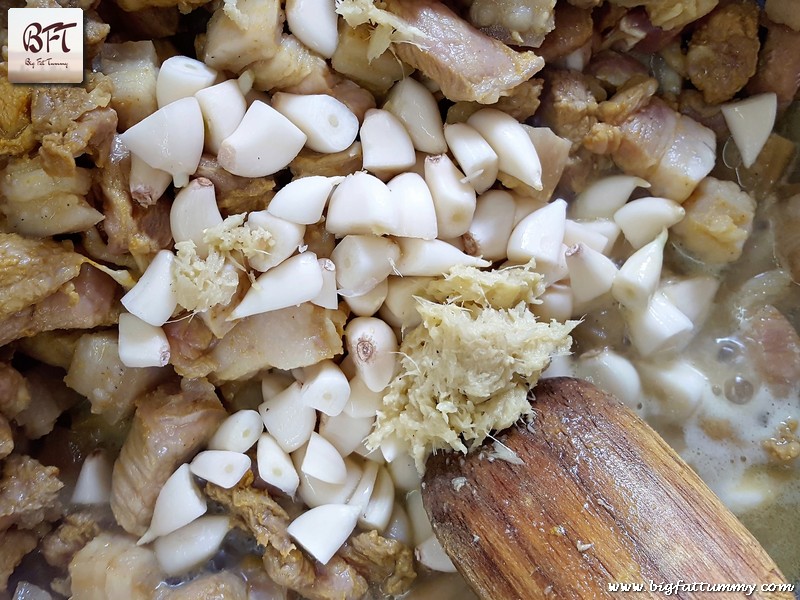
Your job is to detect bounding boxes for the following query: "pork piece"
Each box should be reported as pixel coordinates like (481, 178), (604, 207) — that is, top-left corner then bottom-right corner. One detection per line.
(587, 50), (650, 92)
(41, 510), (102, 569)
(163, 316), (219, 379)
(538, 69), (600, 147)
(114, 0), (209, 15)
(497, 125), (571, 204)
(765, 0), (800, 31)
(747, 21), (800, 113)
(290, 143), (363, 179)
(331, 23), (411, 96)
(536, 3), (594, 63)
(670, 177), (755, 265)
(382, 0), (544, 103)
(98, 154), (173, 257)
(31, 74), (117, 177)
(446, 79), (544, 123)
(775, 195), (800, 283)
(111, 378), (225, 536)
(0, 415), (12, 459)
(0, 455), (63, 533)
(162, 571), (248, 600)
(463, 0), (556, 47)
(0, 264), (120, 347)
(609, 98), (716, 202)
(64, 331), (167, 424)
(17, 330), (83, 371)
(339, 530), (416, 596)
(741, 306), (800, 392)
(607, 0), (718, 31)
(686, 1), (759, 104)
(250, 34), (328, 92)
(15, 365), (81, 439)
(98, 41), (159, 132)
(0, 528), (39, 589)
(69, 533), (162, 600)
(678, 89), (728, 139)
(597, 75), (658, 125)
(0, 362), (31, 420)
(0, 65), (36, 156)
(209, 303), (347, 381)
(195, 155), (276, 215)
(0, 233), (85, 320)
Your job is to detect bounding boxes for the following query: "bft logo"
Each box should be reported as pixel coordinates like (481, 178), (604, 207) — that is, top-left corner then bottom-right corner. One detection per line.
(7, 8), (84, 84)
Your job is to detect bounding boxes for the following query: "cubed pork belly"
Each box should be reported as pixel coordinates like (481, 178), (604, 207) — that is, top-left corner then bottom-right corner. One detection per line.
(747, 20), (800, 113)
(0, 454), (63, 533)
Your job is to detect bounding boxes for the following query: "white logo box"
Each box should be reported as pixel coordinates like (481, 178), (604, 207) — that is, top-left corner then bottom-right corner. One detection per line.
(7, 7), (84, 84)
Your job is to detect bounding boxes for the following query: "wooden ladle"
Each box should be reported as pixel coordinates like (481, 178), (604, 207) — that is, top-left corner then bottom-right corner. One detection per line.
(422, 377), (793, 599)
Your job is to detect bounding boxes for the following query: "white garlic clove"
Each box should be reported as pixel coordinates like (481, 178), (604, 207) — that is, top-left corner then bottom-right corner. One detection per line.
(344, 279), (389, 318)
(379, 276), (432, 330)
(443, 122), (498, 193)
(117, 313), (171, 369)
(267, 176), (341, 225)
(612, 229), (667, 310)
(659, 276), (719, 325)
(129, 153), (171, 206)
(394, 238), (490, 276)
(319, 413), (374, 457)
(326, 171), (399, 236)
(189, 450), (251, 489)
(507, 199), (567, 276)
(347, 460), (380, 512)
(295, 452), (363, 507)
(532, 282), (574, 323)
(466, 108), (542, 190)
(360, 108), (416, 175)
(71, 450), (113, 505)
(575, 349), (642, 411)
(287, 504), (361, 565)
(331, 235), (400, 296)
(301, 432), (347, 484)
(623, 291), (694, 356)
(285, 0), (339, 58)
(345, 317), (399, 392)
(261, 371), (294, 402)
(383, 77), (447, 154)
(301, 360), (350, 416)
(343, 374), (383, 418)
(423, 154), (477, 239)
(245, 211), (306, 272)
(208, 410), (263, 453)
(614, 196), (685, 249)
(169, 177), (223, 258)
(195, 80), (248, 155)
(416, 536), (457, 573)
(153, 515), (230, 577)
(406, 488), (433, 546)
(230, 252), (322, 320)
(565, 243), (618, 305)
(387, 172), (438, 240)
(119, 97), (204, 188)
(312, 258), (339, 310)
(139, 464), (207, 545)
(385, 503), (413, 545)
(259, 382), (316, 452)
(271, 93), (359, 154)
(563, 219), (612, 255)
(386, 453), (420, 493)
(256, 432), (299, 496)
(361, 466), (394, 531)
(512, 195), (547, 228)
(121, 250), (178, 327)
(721, 93), (777, 169)
(464, 190), (516, 261)
(218, 100), (307, 178)
(156, 55), (219, 109)
(569, 175), (650, 220)
(637, 359), (708, 422)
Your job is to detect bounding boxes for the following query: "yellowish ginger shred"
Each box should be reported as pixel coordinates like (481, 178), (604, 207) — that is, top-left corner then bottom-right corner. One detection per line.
(335, 0), (427, 60)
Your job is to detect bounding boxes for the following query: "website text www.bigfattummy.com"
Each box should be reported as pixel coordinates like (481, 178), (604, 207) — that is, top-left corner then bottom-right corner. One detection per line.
(607, 580), (797, 595)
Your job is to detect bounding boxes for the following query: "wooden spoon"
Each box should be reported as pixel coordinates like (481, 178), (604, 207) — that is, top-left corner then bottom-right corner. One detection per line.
(422, 377), (793, 599)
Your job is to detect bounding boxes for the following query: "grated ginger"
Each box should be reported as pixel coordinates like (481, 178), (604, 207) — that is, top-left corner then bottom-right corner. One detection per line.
(367, 261), (577, 471)
(335, 0), (427, 60)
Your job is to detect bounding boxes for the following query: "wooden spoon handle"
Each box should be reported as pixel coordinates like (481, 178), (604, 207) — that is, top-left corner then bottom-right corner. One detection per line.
(423, 377), (792, 599)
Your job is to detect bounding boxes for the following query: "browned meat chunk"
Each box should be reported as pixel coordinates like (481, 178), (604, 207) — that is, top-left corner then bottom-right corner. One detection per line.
(587, 50), (650, 92)
(163, 571), (249, 599)
(765, 0), (800, 31)
(0, 415), (12, 460)
(686, 1), (759, 104)
(747, 21), (800, 112)
(597, 75), (658, 125)
(163, 317), (219, 379)
(14, 365), (81, 439)
(195, 155), (277, 216)
(0, 362), (31, 420)
(536, 3), (594, 62)
(0, 264), (121, 346)
(111, 378), (225, 536)
(0, 455), (63, 533)
(17, 330), (83, 371)
(290, 144), (363, 179)
(447, 79), (544, 124)
(42, 510), (102, 569)
(0, 66), (36, 156)
(0, 233), (85, 321)
(678, 89), (729, 139)
(464, 0), (556, 47)
(98, 41), (159, 132)
(383, 0), (544, 103)
(742, 306), (800, 392)
(539, 69), (600, 147)
(339, 530), (416, 596)
(0, 528), (39, 589)
(607, 0), (718, 31)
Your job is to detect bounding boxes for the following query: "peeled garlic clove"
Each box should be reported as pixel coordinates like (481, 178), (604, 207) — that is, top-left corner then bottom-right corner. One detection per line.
(119, 97), (204, 188)
(285, 0), (338, 57)
(464, 190), (516, 261)
(287, 504), (361, 564)
(189, 450), (251, 489)
(466, 108), (542, 190)
(156, 56), (219, 108)
(575, 349), (642, 411)
(344, 279), (388, 317)
(345, 317), (399, 392)
(301, 360), (350, 416)
(326, 172), (398, 236)
(169, 177), (222, 258)
(385, 503), (413, 545)
(267, 176), (341, 225)
(348, 460), (380, 512)
(443, 122), (498, 193)
(569, 175), (650, 220)
(140, 464), (206, 544)
(245, 211), (306, 272)
(380, 276), (432, 330)
(721, 93), (777, 169)
(623, 291), (694, 356)
(507, 199), (567, 275)
(154, 515), (230, 577)
(208, 410), (263, 453)
(271, 93), (358, 154)
(360, 108), (416, 175)
(361, 466), (394, 531)
(387, 172), (438, 240)
(637, 359), (708, 422)
(395, 238), (490, 276)
(218, 100), (307, 178)
(344, 374), (383, 418)
(319, 413), (374, 457)
(312, 258), (339, 310)
(406, 488), (433, 545)
(120, 250), (177, 327)
(563, 219), (612, 255)
(416, 535), (457, 573)
(386, 453), (420, 493)
(195, 80), (247, 155)
(129, 153), (171, 206)
(383, 77), (447, 154)
(659, 276), (719, 325)
(256, 432), (299, 496)
(261, 371), (294, 402)
(259, 382), (316, 452)
(230, 252), (322, 320)
(614, 197), (685, 249)
(331, 235), (399, 296)
(71, 450), (113, 505)
(423, 154), (477, 238)
(296, 453), (363, 507)
(301, 432), (347, 484)
(612, 229), (667, 310)
(532, 281), (573, 323)
(565, 243), (618, 305)
(118, 313), (171, 369)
